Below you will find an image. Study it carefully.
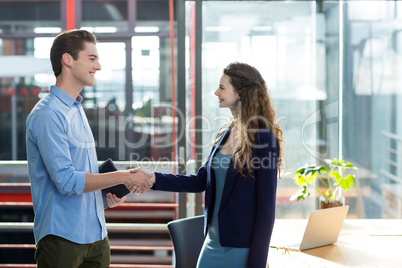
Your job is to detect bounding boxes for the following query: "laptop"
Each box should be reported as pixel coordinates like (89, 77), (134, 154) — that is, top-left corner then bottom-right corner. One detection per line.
(288, 205), (349, 251)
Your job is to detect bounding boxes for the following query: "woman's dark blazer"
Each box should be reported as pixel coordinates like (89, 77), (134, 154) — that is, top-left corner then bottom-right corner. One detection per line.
(153, 125), (279, 268)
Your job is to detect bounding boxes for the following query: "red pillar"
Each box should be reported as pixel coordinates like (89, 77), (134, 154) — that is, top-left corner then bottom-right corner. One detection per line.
(66, 0), (75, 30)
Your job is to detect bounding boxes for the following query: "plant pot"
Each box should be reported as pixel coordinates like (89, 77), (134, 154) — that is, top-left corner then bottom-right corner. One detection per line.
(319, 195), (345, 209)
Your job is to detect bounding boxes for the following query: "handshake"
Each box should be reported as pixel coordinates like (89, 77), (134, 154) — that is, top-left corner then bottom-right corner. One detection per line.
(104, 168), (155, 209)
(124, 168), (156, 195)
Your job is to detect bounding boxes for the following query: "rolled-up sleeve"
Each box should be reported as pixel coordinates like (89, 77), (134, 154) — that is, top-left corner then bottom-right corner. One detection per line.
(29, 107), (86, 195)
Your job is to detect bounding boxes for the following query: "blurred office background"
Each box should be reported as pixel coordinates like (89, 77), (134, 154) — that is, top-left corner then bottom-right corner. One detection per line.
(0, 0), (402, 265)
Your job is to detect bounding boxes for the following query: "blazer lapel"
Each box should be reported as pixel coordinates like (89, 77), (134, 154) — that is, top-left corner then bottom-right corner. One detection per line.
(210, 125), (232, 160)
(205, 125), (232, 220)
(207, 125), (232, 186)
(211, 124), (237, 210)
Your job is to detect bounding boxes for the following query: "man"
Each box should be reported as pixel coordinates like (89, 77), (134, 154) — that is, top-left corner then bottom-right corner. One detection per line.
(26, 29), (153, 267)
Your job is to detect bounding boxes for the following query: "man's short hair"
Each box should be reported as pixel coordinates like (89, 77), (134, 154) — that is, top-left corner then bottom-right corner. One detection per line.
(50, 29), (97, 77)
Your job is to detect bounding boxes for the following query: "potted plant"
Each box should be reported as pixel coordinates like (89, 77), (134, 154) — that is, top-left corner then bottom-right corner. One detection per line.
(290, 158), (358, 209)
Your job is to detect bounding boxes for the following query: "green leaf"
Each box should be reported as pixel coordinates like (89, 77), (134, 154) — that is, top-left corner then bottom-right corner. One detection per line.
(331, 171), (341, 182)
(334, 174), (355, 191)
(318, 166), (328, 174)
(345, 161), (354, 168)
(293, 174), (307, 187)
(325, 158), (338, 167)
(326, 158), (358, 170)
(296, 167), (306, 174)
(306, 174), (317, 184)
(297, 164), (328, 177)
(290, 184), (310, 202)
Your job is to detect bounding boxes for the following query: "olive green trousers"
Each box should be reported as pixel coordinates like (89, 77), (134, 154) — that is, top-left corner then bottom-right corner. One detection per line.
(35, 235), (110, 268)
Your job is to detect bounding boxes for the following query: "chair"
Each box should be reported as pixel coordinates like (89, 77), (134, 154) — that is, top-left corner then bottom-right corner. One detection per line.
(167, 215), (205, 268)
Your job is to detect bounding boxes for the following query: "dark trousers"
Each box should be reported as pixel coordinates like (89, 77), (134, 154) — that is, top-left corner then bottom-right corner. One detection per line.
(35, 235), (110, 268)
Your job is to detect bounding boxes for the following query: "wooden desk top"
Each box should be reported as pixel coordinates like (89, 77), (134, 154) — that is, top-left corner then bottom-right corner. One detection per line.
(268, 219), (402, 268)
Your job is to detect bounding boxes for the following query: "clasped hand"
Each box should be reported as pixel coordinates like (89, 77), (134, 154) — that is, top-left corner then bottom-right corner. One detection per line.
(125, 168), (155, 195)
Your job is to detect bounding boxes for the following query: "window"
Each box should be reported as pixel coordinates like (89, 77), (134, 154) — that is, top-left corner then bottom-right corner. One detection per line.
(194, 1), (402, 219)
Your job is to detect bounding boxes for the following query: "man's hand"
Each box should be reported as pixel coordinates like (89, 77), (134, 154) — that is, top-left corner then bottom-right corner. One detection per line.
(106, 192), (126, 208)
(123, 169), (154, 194)
(126, 168), (156, 194)
(130, 168), (155, 183)
(85, 169), (153, 194)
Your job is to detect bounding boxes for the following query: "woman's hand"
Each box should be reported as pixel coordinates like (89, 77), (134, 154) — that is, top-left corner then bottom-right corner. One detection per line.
(130, 168), (156, 185)
(125, 168), (155, 195)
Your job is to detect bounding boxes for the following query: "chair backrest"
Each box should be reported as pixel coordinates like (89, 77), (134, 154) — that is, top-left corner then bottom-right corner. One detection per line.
(167, 215), (205, 268)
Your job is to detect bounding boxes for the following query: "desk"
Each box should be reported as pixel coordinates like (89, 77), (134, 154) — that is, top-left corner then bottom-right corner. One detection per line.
(268, 219), (402, 267)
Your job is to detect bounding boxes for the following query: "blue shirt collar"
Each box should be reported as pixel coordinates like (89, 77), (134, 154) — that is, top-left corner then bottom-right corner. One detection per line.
(50, 85), (83, 107)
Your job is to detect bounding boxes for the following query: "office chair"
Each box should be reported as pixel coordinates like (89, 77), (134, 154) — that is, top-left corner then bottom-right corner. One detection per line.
(167, 215), (205, 268)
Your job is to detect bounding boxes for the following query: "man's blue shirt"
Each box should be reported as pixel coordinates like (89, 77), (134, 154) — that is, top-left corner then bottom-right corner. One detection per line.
(26, 86), (107, 244)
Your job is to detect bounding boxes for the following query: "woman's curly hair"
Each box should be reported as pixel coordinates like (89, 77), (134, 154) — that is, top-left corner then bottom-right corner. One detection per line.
(215, 62), (284, 178)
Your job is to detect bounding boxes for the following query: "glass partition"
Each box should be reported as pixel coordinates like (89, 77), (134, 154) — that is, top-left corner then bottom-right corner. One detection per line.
(81, 0), (129, 33)
(0, 1), (61, 33)
(193, 0), (402, 219)
(0, 37), (52, 160)
(198, 1), (327, 218)
(84, 41), (127, 161)
(131, 36), (175, 162)
(342, 1), (402, 219)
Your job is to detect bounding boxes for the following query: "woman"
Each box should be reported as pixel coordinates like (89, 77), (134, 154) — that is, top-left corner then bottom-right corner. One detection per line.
(134, 62), (284, 268)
